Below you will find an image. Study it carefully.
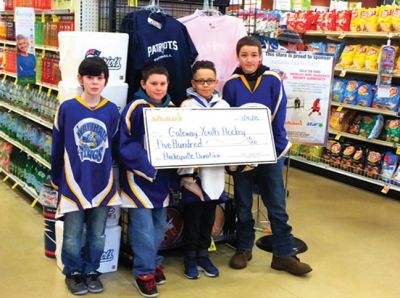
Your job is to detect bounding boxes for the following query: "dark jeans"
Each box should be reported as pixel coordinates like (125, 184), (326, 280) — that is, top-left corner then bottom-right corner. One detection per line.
(233, 163), (295, 257)
(183, 200), (217, 257)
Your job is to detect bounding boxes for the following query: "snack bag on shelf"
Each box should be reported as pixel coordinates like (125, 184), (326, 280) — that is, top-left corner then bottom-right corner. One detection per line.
(327, 10), (337, 31)
(352, 45), (369, 69)
(289, 142), (301, 155)
(348, 114), (363, 135)
(326, 43), (345, 62)
(286, 12), (297, 31)
(391, 163), (400, 185)
(394, 54), (400, 73)
(378, 5), (394, 32)
(384, 87), (400, 111)
(372, 93), (385, 109)
(316, 11), (325, 31)
(308, 10), (319, 31)
(393, 6), (400, 32)
(381, 151), (398, 182)
(367, 114), (384, 139)
(339, 45), (359, 68)
(295, 11), (309, 34)
(352, 146), (368, 174)
(365, 7), (379, 32)
(350, 8), (362, 32)
(336, 10), (352, 32)
(333, 78), (347, 103)
(356, 83), (375, 107)
(330, 141), (342, 168)
(365, 45), (380, 71)
(365, 150), (383, 178)
(341, 143), (356, 171)
(378, 45), (397, 76)
(322, 139), (336, 162)
(343, 80), (362, 105)
(329, 109), (357, 131)
(359, 8), (369, 31)
(306, 42), (326, 53)
(359, 115), (375, 137)
(298, 144), (310, 158)
(308, 146), (324, 162)
(384, 119), (400, 142)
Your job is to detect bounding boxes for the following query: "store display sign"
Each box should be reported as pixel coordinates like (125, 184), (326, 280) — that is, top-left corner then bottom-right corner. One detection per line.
(15, 7), (36, 85)
(291, 0), (311, 11)
(143, 108), (277, 168)
(263, 51), (334, 145)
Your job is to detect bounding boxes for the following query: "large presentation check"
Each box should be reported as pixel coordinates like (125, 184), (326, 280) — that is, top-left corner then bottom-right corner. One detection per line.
(143, 107), (277, 168)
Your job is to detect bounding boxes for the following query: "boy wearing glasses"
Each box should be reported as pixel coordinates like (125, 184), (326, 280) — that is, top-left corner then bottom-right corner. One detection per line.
(179, 60), (229, 279)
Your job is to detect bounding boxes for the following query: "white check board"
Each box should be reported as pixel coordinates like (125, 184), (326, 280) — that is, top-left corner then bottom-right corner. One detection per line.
(143, 107), (277, 169)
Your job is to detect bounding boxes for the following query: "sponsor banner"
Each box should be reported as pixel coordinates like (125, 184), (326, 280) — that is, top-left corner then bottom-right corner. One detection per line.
(263, 51), (334, 145)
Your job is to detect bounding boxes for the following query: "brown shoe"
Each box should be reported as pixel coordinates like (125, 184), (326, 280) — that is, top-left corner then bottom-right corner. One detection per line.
(229, 250), (252, 269)
(271, 255), (312, 276)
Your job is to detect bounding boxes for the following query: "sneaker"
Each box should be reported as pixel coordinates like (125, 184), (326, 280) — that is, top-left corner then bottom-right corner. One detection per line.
(65, 271), (88, 295)
(133, 274), (158, 298)
(183, 256), (200, 279)
(155, 265), (166, 285)
(197, 256), (219, 277)
(229, 250), (252, 269)
(271, 255), (312, 276)
(85, 271), (103, 293)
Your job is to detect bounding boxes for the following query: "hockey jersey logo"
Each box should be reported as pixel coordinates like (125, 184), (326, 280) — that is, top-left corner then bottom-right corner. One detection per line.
(74, 118), (109, 163)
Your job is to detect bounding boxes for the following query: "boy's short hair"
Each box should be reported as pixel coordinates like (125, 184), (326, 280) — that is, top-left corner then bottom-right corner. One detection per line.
(192, 60), (216, 76)
(141, 63), (169, 82)
(236, 36), (262, 56)
(78, 57), (109, 81)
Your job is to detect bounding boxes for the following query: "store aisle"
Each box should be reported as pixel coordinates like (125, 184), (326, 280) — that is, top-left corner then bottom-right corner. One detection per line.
(1, 168), (400, 298)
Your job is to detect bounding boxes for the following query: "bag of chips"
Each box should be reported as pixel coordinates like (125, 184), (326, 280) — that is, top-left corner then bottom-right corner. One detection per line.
(329, 109), (357, 131)
(333, 78), (347, 103)
(352, 146), (368, 175)
(322, 139), (335, 163)
(326, 43), (345, 62)
(384, 87), (400, 111)
(368, 114), (384, 139)
(365, 150), (383, 178)
(364, 45), (380, 71)
(359, 8), (369, 31)
(336, 10), (352, 31)
(378, 5), (393, 32)
(341, 143), (356, 171)
(350, 8), (362, 32)
(356, 83), (374, 107)
(348, 114), (363, 135)
(365, 7), (379, 32)
(339, 45), (359, 68)
(385, 119), (400, 142)
(352, 45), (369, 69)
(343, 80), (361, 105)
(381, 151), (398, 182)
(393, 6), (400, 32)
(306, 42), (326, 53)
(330, 141), (342, 168)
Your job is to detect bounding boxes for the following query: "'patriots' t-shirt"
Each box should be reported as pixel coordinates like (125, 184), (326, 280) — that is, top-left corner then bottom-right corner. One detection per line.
(120, 10), (198, 106)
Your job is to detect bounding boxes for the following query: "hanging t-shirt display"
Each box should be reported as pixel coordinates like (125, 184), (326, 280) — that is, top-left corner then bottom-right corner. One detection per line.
(121, 10), (198, 105)
(178, 11), (247, 92)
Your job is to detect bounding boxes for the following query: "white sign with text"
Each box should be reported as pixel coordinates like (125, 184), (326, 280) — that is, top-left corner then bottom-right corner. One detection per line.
(143, 108), (277, 168)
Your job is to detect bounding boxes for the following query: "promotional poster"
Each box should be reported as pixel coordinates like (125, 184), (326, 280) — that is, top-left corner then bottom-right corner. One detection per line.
(263, 51), (334, 145)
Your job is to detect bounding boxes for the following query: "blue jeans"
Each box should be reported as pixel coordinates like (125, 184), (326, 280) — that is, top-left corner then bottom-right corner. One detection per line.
(128, 208), (167, 278)
(62, 207), (109, 275)
(233, 163), (295, 257)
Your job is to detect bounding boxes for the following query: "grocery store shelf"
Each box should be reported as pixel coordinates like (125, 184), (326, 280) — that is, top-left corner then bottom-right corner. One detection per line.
(35, 45), (59, 52)
(331, 102), (399, 117)
(0, 39), (16, 46)
(37, 81), (59, 91)
(0, 101), (53, 129)
(0, 167), (40, 200)
(0, 130), (51, 169)
(1, 70), (17, 78)
(290, 155), (400, 193)
(0, 9), (73, 15)
(305, 30), (400, 39)
(334, 66), (378, 76)
(329, 129), (395, 148)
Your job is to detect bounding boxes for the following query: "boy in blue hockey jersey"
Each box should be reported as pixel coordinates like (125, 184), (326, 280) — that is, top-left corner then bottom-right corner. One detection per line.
(223, 36), (312, 275)
(119, 63), (173, 298)
(51, 57), (121, 295)
(179, 60), (229, 279)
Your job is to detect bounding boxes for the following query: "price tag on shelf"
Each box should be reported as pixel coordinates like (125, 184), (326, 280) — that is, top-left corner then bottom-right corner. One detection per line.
(52, 14), (60, 23)
(42, 48), (45, 58)
(38, 85), (43, 94)
(335, 134), (341, 141)
(396, 144), (400, 155)
(47, 88), (52, 97)
(338, 33), (345, 39)
(336, 104), (343, 112)
(11, 182), (18, 189)
(381, 184), (390, 194)
(339, 69), (346, 77)
(56, 91), (60, 100)
(2, 175), (9, 182)
(41, 12), (45, 23)
(31, 198), (38, 208)
(25, 84), (30, 90)
(13, 78), (18, 85)
(2, 75), (6, 82)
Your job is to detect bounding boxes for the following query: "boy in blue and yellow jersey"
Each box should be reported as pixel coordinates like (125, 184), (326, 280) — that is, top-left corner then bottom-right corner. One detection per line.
(119, 63), (173, 298)
(179, 61), (229, 280)
(222, 36), (312, 276)
(51, 57), (121, 295)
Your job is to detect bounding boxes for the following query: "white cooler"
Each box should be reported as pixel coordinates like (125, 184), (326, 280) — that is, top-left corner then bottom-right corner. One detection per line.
(55, 221), (122, 274)
(58, 31), (129, 82)
(58, 80), (128, 112)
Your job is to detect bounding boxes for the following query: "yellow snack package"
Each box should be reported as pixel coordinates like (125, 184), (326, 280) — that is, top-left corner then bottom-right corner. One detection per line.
(365, 45), (380, 71)
(359, 8), (369, 31)
(339, 45), (359, 68)
(365, 7), (379, 32)
(393, 5), (400, 32)
(378, 5), (393, 32)
(352, 45), (369, 69)
(350, 8), (361, 32)
(394, 55), (400, 73)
